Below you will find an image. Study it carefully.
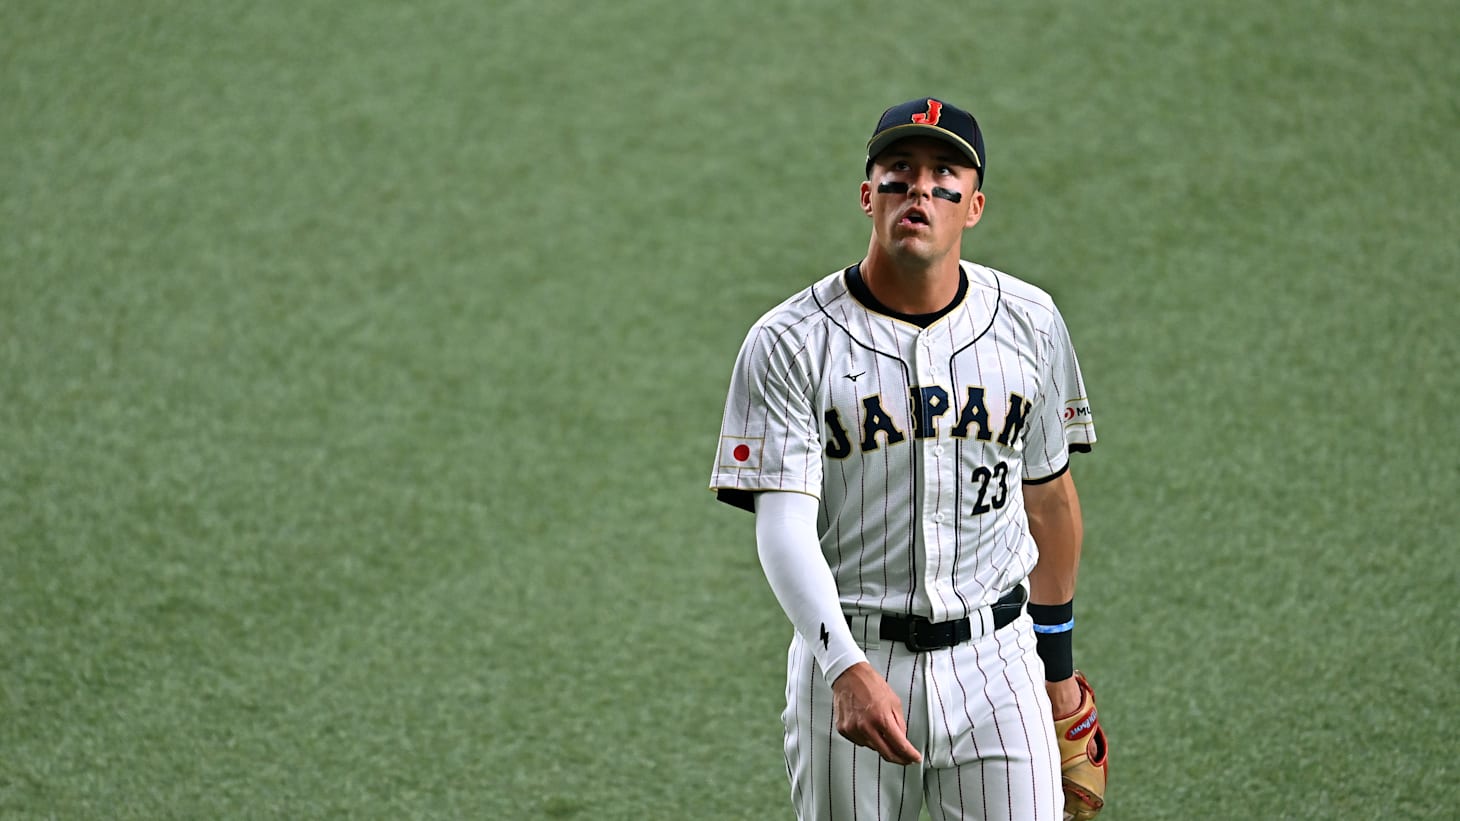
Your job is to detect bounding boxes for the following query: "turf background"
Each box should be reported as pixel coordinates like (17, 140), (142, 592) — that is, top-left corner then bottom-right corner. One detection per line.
(2, 1), (1456, 818)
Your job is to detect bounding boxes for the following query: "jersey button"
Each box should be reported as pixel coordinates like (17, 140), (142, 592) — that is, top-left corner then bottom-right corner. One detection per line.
(932, 512), (944, 523)
(933, 446), (944, 457)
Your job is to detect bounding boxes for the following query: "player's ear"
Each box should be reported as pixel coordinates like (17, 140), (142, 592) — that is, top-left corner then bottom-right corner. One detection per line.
(963, 189), (986, 229)
(860, 181), (874, 217)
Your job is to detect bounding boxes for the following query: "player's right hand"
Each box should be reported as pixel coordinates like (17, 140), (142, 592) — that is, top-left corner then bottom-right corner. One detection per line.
(830, 662), (923, 766)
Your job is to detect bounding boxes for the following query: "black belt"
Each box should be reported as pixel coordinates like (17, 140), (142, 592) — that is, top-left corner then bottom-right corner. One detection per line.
(868, 586), (1028, 652)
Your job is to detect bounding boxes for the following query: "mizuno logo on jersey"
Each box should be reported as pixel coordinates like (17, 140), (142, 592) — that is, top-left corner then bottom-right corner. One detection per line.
(821, 386), (1032, 459)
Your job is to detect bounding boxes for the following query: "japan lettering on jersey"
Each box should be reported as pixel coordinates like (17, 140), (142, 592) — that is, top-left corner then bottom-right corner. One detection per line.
(711, 262), (1095, 622)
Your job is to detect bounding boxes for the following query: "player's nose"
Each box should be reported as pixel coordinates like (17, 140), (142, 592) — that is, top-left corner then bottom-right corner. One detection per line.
(905, 169), (934, 198)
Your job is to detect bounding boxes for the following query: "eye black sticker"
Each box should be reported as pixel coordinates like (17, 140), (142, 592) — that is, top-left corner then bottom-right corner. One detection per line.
(876, 181), (962, 203)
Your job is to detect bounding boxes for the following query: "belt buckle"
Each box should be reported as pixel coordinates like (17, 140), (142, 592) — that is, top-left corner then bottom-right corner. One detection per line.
(904, 616), (940, 652)
(992, 586), (1026, 628)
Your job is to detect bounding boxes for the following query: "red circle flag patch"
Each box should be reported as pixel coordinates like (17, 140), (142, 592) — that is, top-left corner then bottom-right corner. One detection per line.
(719, 436), (762, 470)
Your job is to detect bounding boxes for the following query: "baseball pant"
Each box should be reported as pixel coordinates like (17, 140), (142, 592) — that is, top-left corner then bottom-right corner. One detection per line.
(781, 612), (1062, 821)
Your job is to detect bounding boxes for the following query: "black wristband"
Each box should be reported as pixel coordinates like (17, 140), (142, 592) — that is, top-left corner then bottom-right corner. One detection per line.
(1029, 599), (1075, 681)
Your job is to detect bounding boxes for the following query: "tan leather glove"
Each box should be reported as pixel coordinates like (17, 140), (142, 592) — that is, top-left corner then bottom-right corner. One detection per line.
(1053, 670), (1108, 821)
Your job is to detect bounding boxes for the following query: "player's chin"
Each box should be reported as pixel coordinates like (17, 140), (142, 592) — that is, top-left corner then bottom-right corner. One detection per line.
(887, 236), (940, 262)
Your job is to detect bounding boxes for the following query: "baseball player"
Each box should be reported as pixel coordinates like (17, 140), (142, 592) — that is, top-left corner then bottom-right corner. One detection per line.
(710, 98), (1108, 820)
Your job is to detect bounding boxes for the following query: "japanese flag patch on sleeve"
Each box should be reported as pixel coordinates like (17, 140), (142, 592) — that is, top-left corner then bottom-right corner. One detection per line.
(719, 435), (764, 471)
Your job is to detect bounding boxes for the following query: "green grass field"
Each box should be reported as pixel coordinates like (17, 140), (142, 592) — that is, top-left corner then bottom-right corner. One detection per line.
(3, 1), (1456, 818)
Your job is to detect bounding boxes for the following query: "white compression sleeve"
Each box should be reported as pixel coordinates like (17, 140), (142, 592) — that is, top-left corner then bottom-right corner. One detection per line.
(755, 491), (867, 684)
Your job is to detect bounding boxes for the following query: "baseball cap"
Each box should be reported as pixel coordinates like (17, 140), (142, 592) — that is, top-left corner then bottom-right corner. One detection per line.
(865, 97), (985, 186)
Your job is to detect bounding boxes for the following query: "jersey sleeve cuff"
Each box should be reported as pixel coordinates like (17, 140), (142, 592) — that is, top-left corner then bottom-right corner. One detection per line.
(714, 488), (756, 513)
(1023, 461), (1069, 485)
(1023, 443), (1094, 484)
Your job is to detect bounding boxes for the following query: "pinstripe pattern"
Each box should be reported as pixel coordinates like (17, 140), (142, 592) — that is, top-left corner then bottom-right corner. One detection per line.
(716, 261), (1090, 820)
(784, 620), (1061, 820)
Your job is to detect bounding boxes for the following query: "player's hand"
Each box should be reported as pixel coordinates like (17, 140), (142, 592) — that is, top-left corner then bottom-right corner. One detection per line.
(830, 662), (923, 766)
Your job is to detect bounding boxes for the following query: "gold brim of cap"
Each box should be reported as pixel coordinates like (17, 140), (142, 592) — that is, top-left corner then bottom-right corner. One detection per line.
(866, 123), (982, 169)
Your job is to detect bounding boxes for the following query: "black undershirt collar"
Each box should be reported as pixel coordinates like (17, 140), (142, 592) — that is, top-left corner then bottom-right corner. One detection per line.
(844, 263), (968, 328)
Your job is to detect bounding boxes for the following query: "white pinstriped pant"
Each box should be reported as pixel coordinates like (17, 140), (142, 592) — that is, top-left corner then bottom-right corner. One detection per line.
(781, 612), (1062, 821)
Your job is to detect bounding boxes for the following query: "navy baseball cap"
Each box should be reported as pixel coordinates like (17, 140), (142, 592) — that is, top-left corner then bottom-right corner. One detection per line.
(865, 97), (985, 186)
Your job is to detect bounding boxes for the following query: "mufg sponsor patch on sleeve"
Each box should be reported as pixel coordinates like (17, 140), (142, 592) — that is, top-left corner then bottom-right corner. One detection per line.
(1061, 400), (1092, 428)
(719, 435), (763, 470)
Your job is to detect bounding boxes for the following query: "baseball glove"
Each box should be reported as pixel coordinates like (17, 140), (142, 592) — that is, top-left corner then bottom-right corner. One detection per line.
(1053, 670), (1108, 821)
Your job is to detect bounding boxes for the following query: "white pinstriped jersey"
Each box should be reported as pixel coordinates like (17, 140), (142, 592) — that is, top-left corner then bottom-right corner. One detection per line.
(711, 261), (1095, 622)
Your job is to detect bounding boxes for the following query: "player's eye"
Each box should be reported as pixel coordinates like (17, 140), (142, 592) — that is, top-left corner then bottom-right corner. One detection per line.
(892, 161), (911, 171)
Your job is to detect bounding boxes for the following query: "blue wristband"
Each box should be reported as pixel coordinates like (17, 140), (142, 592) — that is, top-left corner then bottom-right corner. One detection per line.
(1031, 617), (1075, 634)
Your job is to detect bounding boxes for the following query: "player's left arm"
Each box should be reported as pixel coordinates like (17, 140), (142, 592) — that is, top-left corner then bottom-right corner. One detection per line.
(1023, 469), (1084, 712)
(1019, 301), (1094, 709)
